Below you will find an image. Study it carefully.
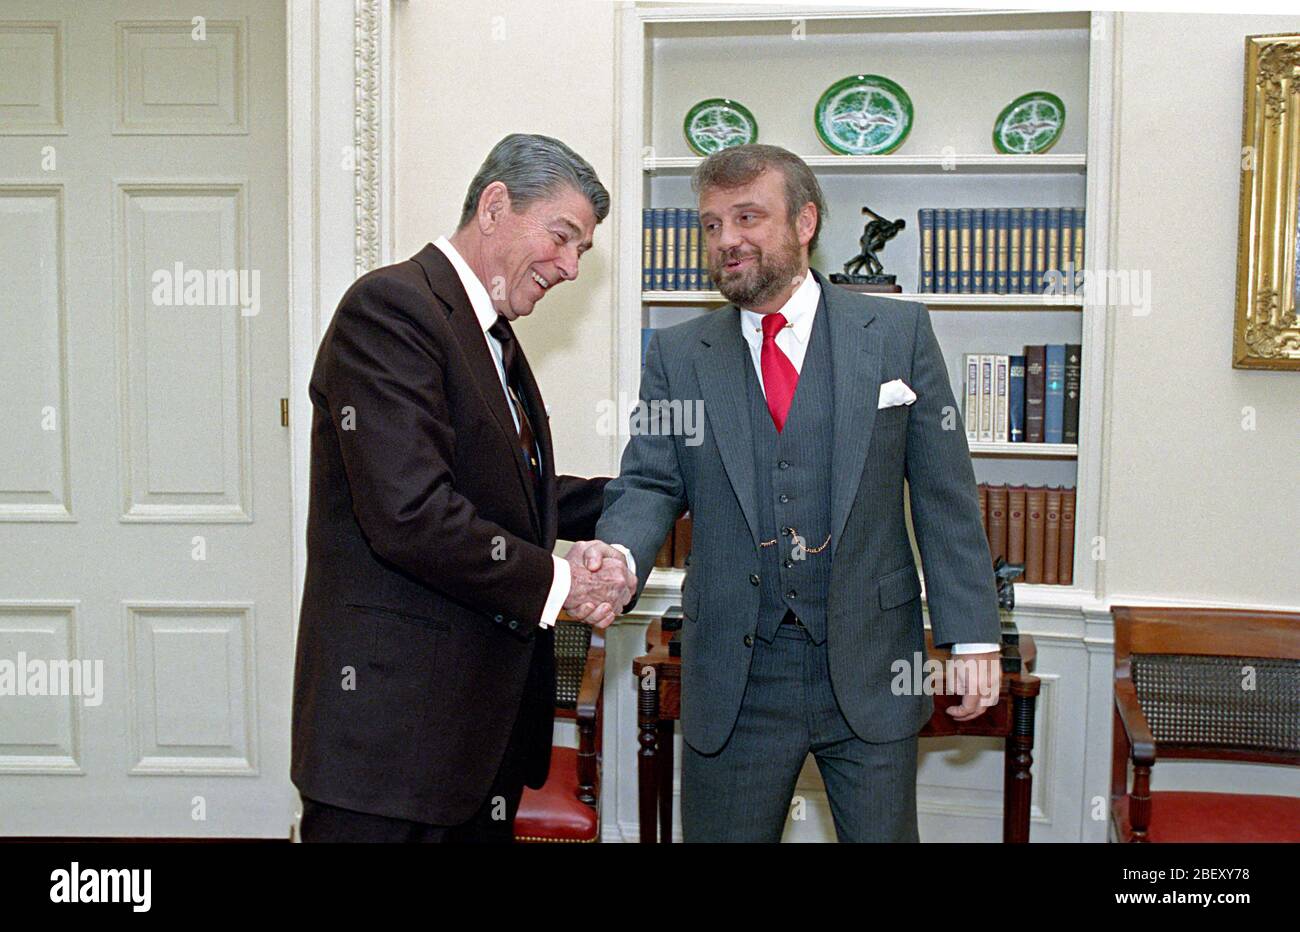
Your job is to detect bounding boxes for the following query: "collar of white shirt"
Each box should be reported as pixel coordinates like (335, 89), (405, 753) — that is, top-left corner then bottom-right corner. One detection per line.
(433, 235), (498, 336)
(738, 270), (820, 356)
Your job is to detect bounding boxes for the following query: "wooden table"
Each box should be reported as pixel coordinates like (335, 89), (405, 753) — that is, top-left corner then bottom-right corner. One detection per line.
(633, 616), (1041, 843)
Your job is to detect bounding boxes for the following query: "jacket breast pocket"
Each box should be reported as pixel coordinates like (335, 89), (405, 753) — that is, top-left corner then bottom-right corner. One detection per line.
(877, 564), (922, 612)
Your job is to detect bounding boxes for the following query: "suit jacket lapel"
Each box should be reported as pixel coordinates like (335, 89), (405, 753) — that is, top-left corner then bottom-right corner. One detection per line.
(694, 306), (761, 546)
(819, 270), (881, 558)
(411, 244), (543, 539)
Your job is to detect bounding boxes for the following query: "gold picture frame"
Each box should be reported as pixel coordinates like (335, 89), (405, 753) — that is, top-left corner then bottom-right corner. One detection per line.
(1234, 33), (1300, 369)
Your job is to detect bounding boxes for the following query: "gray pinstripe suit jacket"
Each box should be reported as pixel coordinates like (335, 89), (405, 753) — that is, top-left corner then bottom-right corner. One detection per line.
(597, 269), (1000, 754)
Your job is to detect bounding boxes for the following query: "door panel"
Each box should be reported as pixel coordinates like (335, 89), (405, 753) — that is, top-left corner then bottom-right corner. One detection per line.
(0, 0), (290, 837)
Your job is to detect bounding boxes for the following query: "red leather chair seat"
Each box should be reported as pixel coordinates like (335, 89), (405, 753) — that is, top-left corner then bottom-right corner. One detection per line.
(1118, 791), (1300, 842)
(514, 747), (599, 843)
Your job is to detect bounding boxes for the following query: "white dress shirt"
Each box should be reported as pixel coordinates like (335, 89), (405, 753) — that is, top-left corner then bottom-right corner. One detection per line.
(621, 272), (998, 655)
(433, 236), (569, 629)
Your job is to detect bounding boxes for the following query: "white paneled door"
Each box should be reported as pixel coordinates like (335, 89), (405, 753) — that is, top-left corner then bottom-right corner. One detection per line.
(0, 1), (291, 836)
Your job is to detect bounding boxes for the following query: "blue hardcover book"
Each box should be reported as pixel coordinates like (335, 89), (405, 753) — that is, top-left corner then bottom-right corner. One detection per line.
(1073, 208), (1086, 294)
(663, 207), (679, 290)
(933, 208), (948, 294)
(1059, 207), (1075, 295)
(651, 209), (666, 291)
(983, 208), (997, 294)
(1021, 208), (1035, 294)
(686, 209), (700, 290)
(957, 207), (972, 293)
(971, 208), (985, 293)
(946, 209), (959, 292)
(995, 208), (1009, 294)
(1008, 354), (1026, 442)
(1032, 207), (1049, 294)
(1044, 343), (1066, 443)
(919, 208), (935, 293)
(1007, 208), (1022, 295)
(1045, 207), (1061, 295)
(642, 208), (654, 292)
(697, 210), (710, 290)
(676, 208), (692, 291)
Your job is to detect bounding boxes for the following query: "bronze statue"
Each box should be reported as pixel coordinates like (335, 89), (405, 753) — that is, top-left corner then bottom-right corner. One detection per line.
(831, 205), (906, 285)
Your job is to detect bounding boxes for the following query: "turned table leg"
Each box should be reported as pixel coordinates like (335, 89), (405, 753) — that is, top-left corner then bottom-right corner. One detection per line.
(637, 669), (660, 843)
(1003, 681), (1038, 843)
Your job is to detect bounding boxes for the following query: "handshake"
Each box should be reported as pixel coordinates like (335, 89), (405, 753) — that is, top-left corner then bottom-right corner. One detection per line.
(561, 540), (636, 629)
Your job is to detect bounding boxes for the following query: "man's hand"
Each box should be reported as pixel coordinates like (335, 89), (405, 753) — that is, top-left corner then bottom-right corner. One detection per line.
(944, 650), (1001, 722)
(563, 540), (636, 629)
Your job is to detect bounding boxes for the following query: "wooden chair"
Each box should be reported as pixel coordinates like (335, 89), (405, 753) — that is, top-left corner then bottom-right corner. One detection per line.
(1110, 605), (1300, 842)
(514, 619), (604, 843)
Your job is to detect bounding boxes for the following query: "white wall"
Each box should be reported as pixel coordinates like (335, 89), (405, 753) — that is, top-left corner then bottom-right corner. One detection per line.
(1104, 12), (1300, 609)
(394, 0), (620, 481)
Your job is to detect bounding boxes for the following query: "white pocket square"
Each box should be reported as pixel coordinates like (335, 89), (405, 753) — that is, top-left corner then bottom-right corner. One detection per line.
(877, 378), (917, 409)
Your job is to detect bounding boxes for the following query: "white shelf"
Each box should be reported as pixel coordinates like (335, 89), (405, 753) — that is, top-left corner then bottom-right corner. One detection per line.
(642, 290), (1084, 309)
(645, 154), (1088, 174)
(967, 442), (1077, 458)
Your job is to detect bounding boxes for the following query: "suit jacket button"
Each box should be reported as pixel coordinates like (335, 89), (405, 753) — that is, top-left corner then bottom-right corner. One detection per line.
(749, 574), (760, 586)
(778, 493), (790, 503)
(508, 619), (519, 630)
(743, 634), (753, 647)
(786, 589), (797, 599)
(494, 614), (504, 623)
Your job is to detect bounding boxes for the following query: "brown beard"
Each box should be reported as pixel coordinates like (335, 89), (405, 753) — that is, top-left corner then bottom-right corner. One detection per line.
(710, 230), (805, 309)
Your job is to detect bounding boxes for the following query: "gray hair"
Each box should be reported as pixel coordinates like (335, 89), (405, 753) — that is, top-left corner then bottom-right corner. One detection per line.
(691, 144), (827, 252)
(457, 133), (610, 229)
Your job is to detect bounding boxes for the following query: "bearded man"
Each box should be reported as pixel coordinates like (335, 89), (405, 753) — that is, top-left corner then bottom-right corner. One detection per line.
(595, 144), (1002, 842)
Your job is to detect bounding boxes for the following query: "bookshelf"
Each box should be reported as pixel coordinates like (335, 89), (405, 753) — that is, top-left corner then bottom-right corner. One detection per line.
(615, 5), (1116, 607)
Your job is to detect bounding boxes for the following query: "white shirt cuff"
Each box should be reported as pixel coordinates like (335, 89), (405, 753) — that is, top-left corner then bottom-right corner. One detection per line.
(538, 554), (570, 628)
(610, 544), (636, 580)
(951, 642), (1000, 654)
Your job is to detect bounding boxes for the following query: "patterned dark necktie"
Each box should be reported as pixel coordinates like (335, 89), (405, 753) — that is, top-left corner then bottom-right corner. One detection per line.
(488, 317), (542, 490)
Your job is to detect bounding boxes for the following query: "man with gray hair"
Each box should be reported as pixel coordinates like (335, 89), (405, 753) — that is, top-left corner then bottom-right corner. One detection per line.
(292, 133), (634, 841)
(595, 144), (1003, 842)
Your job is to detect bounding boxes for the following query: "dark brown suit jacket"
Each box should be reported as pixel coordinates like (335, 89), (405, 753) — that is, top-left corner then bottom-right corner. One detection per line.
(291, 244), (607, 825)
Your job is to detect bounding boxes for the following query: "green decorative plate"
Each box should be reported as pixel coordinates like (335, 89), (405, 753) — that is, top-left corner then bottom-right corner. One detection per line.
(992, 92), (1066, 154)
(683, 99), (758, 156)
(814, 74), (913, 156)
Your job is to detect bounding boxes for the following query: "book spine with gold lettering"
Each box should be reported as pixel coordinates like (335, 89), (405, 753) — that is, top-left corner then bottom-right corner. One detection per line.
(1045, 207), (1060, 294)
(933, 208), (948, 294)
(996, 208), (1009, 294)
(958, 208), (972, 293)
(1059, 207), (1075, 295)
(1043, 486), (1062, 584)
(642, 208), (654, 292)
(919, 208), (934, 293)
(1032, 207), (1049, 294)
(686, 209), (700, 290)
(1057, 487), (1076, 585)
(663, 207), (678, 290)
(972, 208), (985, 293)
(652, 208), (665, 291)
(1025, 485), (1046, 583)
(1008, 484), (1027, 581)
(946, 209), (959, 293)
(1007, 208), (1022, 295)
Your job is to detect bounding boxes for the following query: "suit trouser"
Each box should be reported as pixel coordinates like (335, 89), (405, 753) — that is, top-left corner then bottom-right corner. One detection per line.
(299, 639), (546, 843)
(681, 622), (921, 843)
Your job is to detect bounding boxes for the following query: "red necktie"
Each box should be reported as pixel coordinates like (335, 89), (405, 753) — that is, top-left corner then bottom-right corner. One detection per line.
(760, 312), (799, 432)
